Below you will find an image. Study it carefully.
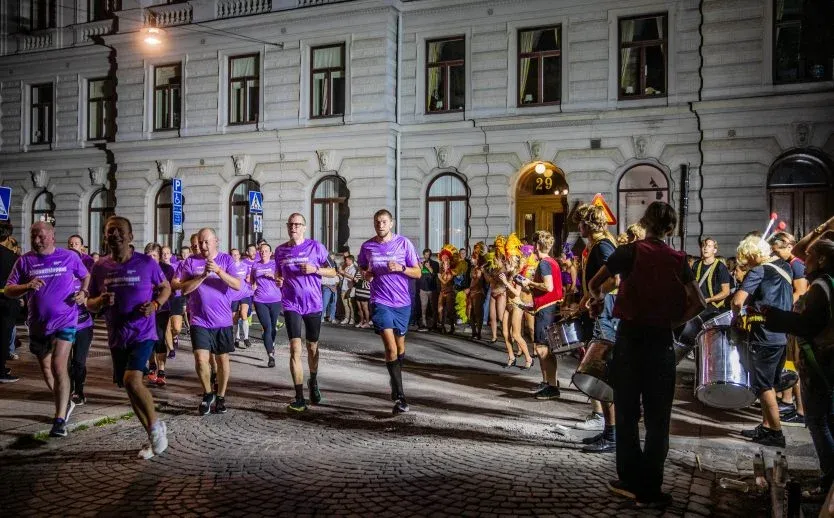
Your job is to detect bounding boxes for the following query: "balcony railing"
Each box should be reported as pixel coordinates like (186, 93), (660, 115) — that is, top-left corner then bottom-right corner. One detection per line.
(145, 3), (193, 27)
(75, 19), (116, 43)
(17, 30), (55, 52)
(217, 0), (272, 18)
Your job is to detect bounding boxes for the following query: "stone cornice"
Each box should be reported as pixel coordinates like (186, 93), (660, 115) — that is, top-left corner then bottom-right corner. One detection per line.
(692, 91), (834, 115)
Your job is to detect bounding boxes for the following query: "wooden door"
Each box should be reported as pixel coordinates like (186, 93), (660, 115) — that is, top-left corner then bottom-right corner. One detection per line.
(769, 188), (833, 238)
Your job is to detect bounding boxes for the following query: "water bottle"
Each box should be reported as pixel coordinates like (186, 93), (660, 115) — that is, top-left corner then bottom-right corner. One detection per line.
(719, 478), (749, 492)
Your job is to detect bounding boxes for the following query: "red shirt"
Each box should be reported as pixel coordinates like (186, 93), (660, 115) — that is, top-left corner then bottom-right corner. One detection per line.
(533, 256), (563, 311)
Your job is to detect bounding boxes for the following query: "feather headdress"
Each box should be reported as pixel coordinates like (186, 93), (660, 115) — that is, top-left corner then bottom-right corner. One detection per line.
(504, 233), (522, 259)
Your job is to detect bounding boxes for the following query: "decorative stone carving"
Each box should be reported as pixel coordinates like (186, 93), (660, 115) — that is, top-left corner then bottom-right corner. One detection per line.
(793, 122), (813, 148)
(30, 170), (48, 189)
(434, 147), (450, 168)
(633, 136), (649, 159)
(232, 155), (252, 176)
(316, 150), (331, 171)
(88, 167), (107, 187)
(526, 141), (542, 161)
(155, 160), (174, 180)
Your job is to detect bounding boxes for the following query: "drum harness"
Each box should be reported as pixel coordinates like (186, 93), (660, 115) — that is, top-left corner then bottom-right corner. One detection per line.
(696, 259), (726, 309)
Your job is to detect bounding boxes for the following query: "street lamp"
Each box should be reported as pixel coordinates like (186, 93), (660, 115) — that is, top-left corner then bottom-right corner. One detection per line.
(143, 27), (165, 46)
(534, 162), (546, 174)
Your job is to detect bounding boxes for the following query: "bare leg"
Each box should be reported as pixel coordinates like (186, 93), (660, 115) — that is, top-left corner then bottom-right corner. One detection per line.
(760, 388), (782, 431)
(536, 343), (557, 386)
(123, 370), (157, 432)
(603, 401), (615, 427)
(194, 350), (212, 394)
(511, 308), (531, 363)
(307, 341), (319, 373)
(51, 340), (72, 419)
(38, 353), (55, 392)
(496, 294), (507, 338)
(489, 297), (498, 341)
(794, 380), (805, 416)
(215, 354), (230, 397)
(381, 329), (398, 362)
(155, 352), (167, 373)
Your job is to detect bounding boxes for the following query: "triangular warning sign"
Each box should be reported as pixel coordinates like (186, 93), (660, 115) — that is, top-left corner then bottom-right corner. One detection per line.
(591, 193), (616, 226)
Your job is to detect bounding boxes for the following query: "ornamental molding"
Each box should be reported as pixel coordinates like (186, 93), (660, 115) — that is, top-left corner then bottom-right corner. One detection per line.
(30, 169), (48, 189)
(792, 122), (813, 148)
(433, 146), (450, 168)
(525, 141), (542, 161)
(633, 136), (650, 159)
(88, 167), (108, 187)
(315, 150), (332, 172)
(155, 159), (175, 180)
(232, 154), (253, 177)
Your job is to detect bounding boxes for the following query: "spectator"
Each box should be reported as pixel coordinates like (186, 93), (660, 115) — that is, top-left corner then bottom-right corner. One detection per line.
(339, 255), (357, 325)
(417, 248), (439, 331)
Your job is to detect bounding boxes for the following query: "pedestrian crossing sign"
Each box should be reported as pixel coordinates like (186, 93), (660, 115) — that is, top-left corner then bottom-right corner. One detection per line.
(0, 186), (10, 221)
(591, 193), (616, 226)
(248, 191), (263, 214)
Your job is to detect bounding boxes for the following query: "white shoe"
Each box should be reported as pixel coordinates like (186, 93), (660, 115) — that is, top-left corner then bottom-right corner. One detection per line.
(340, 318), (349, 325)
(574, 412), (605, 431)
(355, 322), (363, 328)
(137, 442), (154, 460)
(65, 399), (77, 423)
(150, 420), (168, 456)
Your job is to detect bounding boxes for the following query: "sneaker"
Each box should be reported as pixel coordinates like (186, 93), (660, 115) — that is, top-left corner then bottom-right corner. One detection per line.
(65, 399), (77, 423)
(199, 393), (216, 416)
(0, 373), (20, 383)
(532, 381), (548, 394)
(275, 321), (285, 330)
(581, 432), (604, 445)
(288, 399), (308, 412)
(167, 349), (176, 359)
(752, 428), (786, 448)
(308, 380), (322, 404)
(214, 396), (227, 414)
(636, 492), (673, 509)
(234, 340), (242, 349)
(150, 420), (168, 455)
(339, 318), (350, 325)
(147, 371), (158, 383)
(534, 385), (561, 400)
(49, 418), (67, 437)
(417, 326), (428, 332)
(574, 412), (605, 431)
(355, 322), (363, 328)
(607, 480), (636, 500)
(741, 424), (765, 439)
(155, 373), (167, 387)
(393, 398), (410, 415)
(582, 437), (616, 453)
(71, 392), (86, 406)
(267, 356), (276, 368)
(137, 442), (155, 460)
(778, 401), (796, 415)
(361, 322), (372, 329)
(243, 339), (252, 348)
(781, 411), (805, 427)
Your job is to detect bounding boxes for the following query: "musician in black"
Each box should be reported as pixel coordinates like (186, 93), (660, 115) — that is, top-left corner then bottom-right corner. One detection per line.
(678, 237), (731, 346)
(733, 235), (794, 448)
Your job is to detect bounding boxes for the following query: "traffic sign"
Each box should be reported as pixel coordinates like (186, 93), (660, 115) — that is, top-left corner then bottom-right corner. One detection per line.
(249, 191), (263, 214)
(173, 192), (183, 207)
(253, 214), (263, 233)
(0, 186), (10, 221)
(173, 211), (183, 233)
(172, 178), (182, 193)
(591, 193), (617, 226)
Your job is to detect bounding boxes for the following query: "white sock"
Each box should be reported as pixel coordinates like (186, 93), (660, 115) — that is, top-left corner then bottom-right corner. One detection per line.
(242, 319), (250, 339)
(235, 320), (241, 340)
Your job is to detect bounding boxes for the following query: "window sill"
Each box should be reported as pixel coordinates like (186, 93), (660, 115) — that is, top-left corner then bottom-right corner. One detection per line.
(304, 115), (345, 127)
(24, 143), (52, 152)
(611, 96), (668, 109)
(221, 123), (259, 135)
(505, 104), (563, 117)
(770, 81), (834, 94)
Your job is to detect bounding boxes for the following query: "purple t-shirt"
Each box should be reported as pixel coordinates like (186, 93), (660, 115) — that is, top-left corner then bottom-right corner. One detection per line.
(89, 252), (166, 349)
(357, 234), (419, 308)
(229, 260), (253, 302)
(175, 252), (238, 328)
(7, 248), (88, 336)
(158, 262), (176, 311)
(274, 239), (330, 315)
(251, 259), (282, 304)
(80, 253), (95, 271)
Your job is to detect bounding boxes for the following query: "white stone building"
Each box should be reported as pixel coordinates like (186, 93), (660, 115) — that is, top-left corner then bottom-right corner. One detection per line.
(1, 0), (832, 256)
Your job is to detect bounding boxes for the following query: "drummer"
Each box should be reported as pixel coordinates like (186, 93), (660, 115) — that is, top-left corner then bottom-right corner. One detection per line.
(679, 238), (732, 346)
(732, 235), (794, 448)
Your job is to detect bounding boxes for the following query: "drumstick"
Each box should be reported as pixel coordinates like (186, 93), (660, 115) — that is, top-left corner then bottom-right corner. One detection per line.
(763, 212), (778, 238)
(764, 221), (787, 241)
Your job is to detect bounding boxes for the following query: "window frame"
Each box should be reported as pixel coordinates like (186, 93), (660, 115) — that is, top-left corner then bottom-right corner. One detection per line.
(517, 25), (562, 108)
(227, 53), (260, 126)
(228, 179), (261, 250)
(425, 172), (470, 252)
(617, 13), (668, 101)
(31, 190), (55, 226)
(154, 182), (173, 248)
(311, 175), (349, 252)
(87, 0), (112, 22)
(153, 63), (182, 132)
(24, 0), (56, 31)
(30, 83), (53, 145)
(310, 43), (346, 119)
(772, 0), (833, 84)
(88, 188), (116, 254)
(87, 77), (114, 141)
(425, 36), (465, 114)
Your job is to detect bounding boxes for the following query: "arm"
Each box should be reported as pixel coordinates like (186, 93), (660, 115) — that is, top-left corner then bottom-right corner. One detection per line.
(498, 273), (522, 297)
(525, 274), (553, 294)
(706, 283), (731, 304)
(763, 284), (829, 339)
(793, 216), (834, 260)
(731, 289), (749, 315)
(402, 265), (422, 279)
(174, 274), (206, 296)
(4, 278), (42, 299)
(217, 268), (241, 291)
(793, 278), (809, 303)
(588, 266), (613, 301)
(141, 280), (172, 317)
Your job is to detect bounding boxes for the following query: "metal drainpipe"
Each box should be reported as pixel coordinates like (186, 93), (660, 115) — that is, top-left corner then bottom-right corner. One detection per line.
(394, 11), (402, 229)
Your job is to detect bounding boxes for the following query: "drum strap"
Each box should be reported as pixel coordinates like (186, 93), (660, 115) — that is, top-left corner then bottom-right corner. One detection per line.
(696, 260), (723, 308)
(763, 262), (792, 286)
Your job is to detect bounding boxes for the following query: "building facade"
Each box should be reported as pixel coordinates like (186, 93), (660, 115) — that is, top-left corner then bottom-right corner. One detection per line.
(1, 0), (832, 255)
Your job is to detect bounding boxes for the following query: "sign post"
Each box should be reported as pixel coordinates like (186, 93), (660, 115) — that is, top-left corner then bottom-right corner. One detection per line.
(0, 186), (10, 222)
(172, 179), (183, 234)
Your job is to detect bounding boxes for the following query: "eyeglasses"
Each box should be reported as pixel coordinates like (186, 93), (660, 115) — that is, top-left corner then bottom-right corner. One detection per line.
(287, 222), (305, 227)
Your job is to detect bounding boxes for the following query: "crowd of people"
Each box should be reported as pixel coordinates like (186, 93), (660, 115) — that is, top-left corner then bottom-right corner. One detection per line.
(1, 202), (833, 511)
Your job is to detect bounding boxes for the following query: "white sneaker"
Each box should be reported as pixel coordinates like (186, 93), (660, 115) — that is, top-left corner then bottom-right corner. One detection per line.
(574, 412), (605, 431)
(65, 399), (77, 423)
(340, 318), (350, 325)
(150, 421), (168, 456)
(137, 442), (154, 459)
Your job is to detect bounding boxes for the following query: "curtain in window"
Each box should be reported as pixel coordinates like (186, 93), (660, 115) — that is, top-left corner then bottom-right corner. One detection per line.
(428, 201), (444, 251)
(656, 16), (665, 57)
(620, 22), (635, 93)
(313, 48), (341, 116)
(232, 57), (256, 77)
(427, 42), (443, 109)
(518, 31), (535, 104)
(449, 200), (466, 250)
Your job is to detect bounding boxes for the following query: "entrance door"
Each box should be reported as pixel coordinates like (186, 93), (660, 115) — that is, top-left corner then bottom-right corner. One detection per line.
(767, 150), (834, 238)
(515, 163), (569, 253)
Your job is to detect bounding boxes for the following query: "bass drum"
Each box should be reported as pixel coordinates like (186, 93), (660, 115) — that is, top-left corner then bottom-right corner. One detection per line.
(695, 326), (756, 409)
(572, 339), (614, 402)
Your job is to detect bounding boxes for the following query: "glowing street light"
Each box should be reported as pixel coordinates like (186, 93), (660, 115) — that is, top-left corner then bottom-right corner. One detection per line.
(534, 162), (546, 174)
(143, 27), (165, 46)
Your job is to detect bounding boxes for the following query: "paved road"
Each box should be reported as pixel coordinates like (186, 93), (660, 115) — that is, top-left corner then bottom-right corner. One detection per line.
(0, 322), (817, 516)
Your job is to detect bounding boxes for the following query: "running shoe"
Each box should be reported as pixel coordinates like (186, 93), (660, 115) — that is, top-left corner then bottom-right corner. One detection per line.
(167, 349), (176, 359)
(582, 437), (616, 453)
(155, 372), (167, 386)
(778, 401), (796, 415)
(752, 428), (786, 448)
(355, 322), (363, 328)
(9, 353), (19, 360)
(288, 399), (308, 412)
(49, 418), (67, 437)
(243, 338), (252, 348)
(582, 432), (604, 445)
(267, 356), (276, 368)
(234, 340), (242, 350)
(309, 380), (322, 404)
(65, 399), (77, 423)
(636, 492), (673, 509)
(532, 381), (548, 394)
(137, 443), (154, 460)
(147, 371), (158, 383)
(71, 392), (86, 406)
(150, 420), (168, 456)
(214, 396), (227, 414)
(574, 412), (605, 431)
(199, 393), (216, 416)
(740, 424), (765, 439)
(534, 385), (561, 400)
(607, 480), (636, 500)
(275, 321), (285, 330)
(781, 411), (805, 426)
(393, 398), (410, 415)
(0, 373), (20, 383)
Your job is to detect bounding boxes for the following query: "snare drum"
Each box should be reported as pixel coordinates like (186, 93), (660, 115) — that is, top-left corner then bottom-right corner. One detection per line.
(702, 311), (733, 330)
(776, 361), (799, 392)
(695, 325), (756, 409)
(547, 318), (586, 354)
(572, 339), (614, 402)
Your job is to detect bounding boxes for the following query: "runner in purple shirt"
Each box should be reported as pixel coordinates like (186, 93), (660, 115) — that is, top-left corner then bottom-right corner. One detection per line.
(229, 248), (254, 350)
(144, 243), (176, 387)
(357, 209), (421, 415)
(68, 246), (95, 407)
(5, 222), (90, 438)
(274, 213), (337, 412)
(251, 243), (284, 367)
(68, 234), (96, 270)
(173, 228), (240, 416)
(87, 216), (171, 460)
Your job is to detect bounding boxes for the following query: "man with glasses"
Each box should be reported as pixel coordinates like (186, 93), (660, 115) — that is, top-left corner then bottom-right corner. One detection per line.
(274, 214), (337, 412)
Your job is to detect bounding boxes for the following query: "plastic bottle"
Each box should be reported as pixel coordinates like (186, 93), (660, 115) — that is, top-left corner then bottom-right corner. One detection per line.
(719, 478), (749, 492)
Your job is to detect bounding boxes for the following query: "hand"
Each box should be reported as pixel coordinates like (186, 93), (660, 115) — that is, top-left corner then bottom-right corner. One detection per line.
(388, 261), (404, 273)
(101, 292), (116, 307)
(275, 276), (284, 287)
(363, 270), (373, 282)
(498, 272), (506, 283)
(300, 263), (318, 275)
(73, 290), (88, 305)
(139, 301), (157, 317)
(205, 259), (221, 274)
(27, 278), (45, 291)
(519, 277), (531, 287)
(588, 298), (604, 319)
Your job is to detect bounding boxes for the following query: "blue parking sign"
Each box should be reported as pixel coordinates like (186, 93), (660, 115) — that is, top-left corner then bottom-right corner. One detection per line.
(0, 186), (10, 221)
(172, 178), (182, 193)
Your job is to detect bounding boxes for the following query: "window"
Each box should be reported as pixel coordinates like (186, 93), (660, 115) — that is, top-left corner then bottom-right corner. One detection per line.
(426, 37), (465, 113)
(426, 173), (468, 252)
(228, 54), (259, 125)
(154, 64), (181, 131)
(32, 190), (55, 225)
(30, 83), (53, 144)
(20, 0), (56, 31)
(154, 182), (184, 250)
(774, 0), (834, 83)
(768, 150), (834, 237)
(88, 188), (115, 254)
(229, 179), (260, 252)
(88, 78), (114, 141)
(88, 0), (112, 21)
(616, 164), (669, 233)
(311, 44), (345, 118)
(311, 176), (350, 252)
(619, 14), (667, 99)
(518, 26), (561, 106)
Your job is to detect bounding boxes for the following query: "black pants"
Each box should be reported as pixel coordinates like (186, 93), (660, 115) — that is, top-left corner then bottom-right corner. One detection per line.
(612, 321), (676, 501)
(71, 326), (94, 395)
(254, 302), (282, 355)
(0, 298), (17, 374)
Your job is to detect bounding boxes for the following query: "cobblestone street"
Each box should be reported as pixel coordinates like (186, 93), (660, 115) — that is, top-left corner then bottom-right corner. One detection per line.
(0, 323), (819, 516)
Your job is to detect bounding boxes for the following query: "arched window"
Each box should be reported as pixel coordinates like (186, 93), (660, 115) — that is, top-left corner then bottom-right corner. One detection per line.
(32, 190), (55, 225)
(154, 182), (185, 251)
(617, 163), (669, 233)
(426, 173), (468, 252)
(311, 175), (350, 252)
(229, 179), (260, 252)
(88, 188), (116, 254)
(768, 150), (834, 237)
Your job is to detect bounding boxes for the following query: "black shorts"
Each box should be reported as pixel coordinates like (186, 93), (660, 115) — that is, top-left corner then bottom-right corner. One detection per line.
(231, 297), (252, 312)
(110, 340), (155, 387)
(750, 343), (787, 394)
(284, 311), (322, 342)
(170, 296), (187, 316)
(191, 325), (235, 354)
(534, 304), (558, 345)
(154, 311), (171, 354)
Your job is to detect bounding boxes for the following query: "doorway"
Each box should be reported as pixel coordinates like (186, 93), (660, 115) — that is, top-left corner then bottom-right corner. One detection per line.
(767, 149), (834, 238)
(515, 162), (568, 252)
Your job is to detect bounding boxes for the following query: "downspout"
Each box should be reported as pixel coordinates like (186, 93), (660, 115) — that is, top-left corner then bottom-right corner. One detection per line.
(685, 0), (706, 250)
(394, 10), (402, 229)
(90, 33), (118, 210)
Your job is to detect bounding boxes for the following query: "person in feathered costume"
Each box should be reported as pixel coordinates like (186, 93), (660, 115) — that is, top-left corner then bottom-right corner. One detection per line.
(467, 242), (487, 339)
(496, 233), (534, 368)
(486, 235), (508, 343)
(437, 244), (458, 334)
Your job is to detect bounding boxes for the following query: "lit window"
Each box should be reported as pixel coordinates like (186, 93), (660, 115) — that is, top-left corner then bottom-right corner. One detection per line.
(518, 26), (561, 106)
(229, 54), (259, 124)
(426, 37), (465, 113)
(619, 14), (667, 99)
(229, 179), (260, 251)
(32, 190), (55, 226)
